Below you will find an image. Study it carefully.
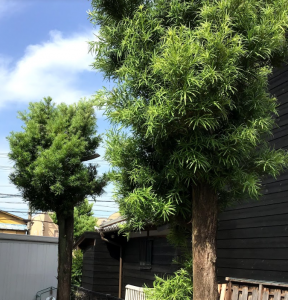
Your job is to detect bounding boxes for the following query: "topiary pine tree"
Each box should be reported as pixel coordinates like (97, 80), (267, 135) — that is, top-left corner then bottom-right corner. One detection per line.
(8, 97), (106, 300)
(88, 1), (288, 299)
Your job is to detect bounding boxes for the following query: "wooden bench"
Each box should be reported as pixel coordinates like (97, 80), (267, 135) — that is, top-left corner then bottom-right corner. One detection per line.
(125, 278), (288, 300)
(219, 277), (288, 300)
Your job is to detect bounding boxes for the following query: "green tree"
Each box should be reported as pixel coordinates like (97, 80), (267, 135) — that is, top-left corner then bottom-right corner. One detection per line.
(71, 249), (83, 287)
(88, 0), (288, 299)
(8, 98), (106, 300)
(145, 256), (193, 300)
(145, 269), (193, 300)
(51, 198), (98, 241)
(74, 199), (98, 240)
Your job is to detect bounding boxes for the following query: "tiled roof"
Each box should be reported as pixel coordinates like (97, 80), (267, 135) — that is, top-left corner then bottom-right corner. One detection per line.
(95, 216), (126, 233)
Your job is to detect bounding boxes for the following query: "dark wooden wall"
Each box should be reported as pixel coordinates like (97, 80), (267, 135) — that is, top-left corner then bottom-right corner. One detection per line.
(217, 64), (288, 283)
(93, 234), (120, 296)
(82, 245), (95, 290)
(81, 233), (182, 298)
(121, 236), (181, 297)
(81, 233), (120, 297)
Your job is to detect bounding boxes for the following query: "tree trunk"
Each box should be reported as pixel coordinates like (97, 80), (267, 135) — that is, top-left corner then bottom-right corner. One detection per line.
(56, 210), (74, 300)
(192, 184), (218, 300)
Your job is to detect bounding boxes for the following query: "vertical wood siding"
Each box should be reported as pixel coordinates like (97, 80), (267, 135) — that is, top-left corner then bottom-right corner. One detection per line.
(217, 64), (288, 283)
(82, 233), (184, 298)
(121, 236), (181, 297)
(82, 245), (95, 291)
(92, 234), (120, 297)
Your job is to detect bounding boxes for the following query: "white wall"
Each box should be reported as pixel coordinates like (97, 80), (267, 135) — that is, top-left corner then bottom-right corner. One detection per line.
(0, 233), (58, 300)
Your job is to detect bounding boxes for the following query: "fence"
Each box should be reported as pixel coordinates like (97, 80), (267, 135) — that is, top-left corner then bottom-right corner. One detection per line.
(71, 286), (123, 300)
(125, 285), (146, 300)
(36, 286), (57, 300)
(219, 278), (288, 300)
(125, 279), (288, 300)
(0, 233), (58, 300)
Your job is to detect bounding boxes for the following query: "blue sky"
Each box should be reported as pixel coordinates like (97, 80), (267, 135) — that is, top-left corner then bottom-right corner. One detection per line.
(0, 0), (118, 219)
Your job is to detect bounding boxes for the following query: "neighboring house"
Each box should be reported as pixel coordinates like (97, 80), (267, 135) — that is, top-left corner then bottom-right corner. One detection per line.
(30, 212), (59, 237)
(96, 217), (107, 227)
(74, 216), (186, 299)
(217, 64), (288, 282)
(0, 210), (27, 234)
(0, 233), (58, 300)
(96, 212), (121, 227)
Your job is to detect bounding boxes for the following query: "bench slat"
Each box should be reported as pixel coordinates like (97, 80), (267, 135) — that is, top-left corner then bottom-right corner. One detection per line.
(220, 284), (226, 300)
(225, 277), (288, 288)
(232, 286), (239, 300)
(242, 287), (248, 300)
(261, 289), (269, 300)
(251, 288), (258, 300)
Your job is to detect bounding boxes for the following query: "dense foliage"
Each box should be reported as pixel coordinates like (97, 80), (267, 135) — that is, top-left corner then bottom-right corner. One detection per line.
(71, 249), (84, 287)
(51, 199), (98, 240)
(8, 97), (106, 216)
(144, 268), (193, 300)
(73, 199), (97, 240)
(89, 0), (288, 230)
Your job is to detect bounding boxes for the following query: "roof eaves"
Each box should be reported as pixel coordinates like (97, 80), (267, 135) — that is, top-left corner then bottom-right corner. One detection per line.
(96, 218), (127, 233)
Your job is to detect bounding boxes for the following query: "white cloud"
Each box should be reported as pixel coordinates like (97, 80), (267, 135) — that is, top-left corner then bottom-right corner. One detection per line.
(0, 0), (27, 19)
(0, 30), (96, 108)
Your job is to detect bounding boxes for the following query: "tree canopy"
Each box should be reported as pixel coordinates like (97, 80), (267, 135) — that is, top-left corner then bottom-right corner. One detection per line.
(51, 199), (98, 240)
(8, 97), (106, 216)
(89, 0), (288, 229)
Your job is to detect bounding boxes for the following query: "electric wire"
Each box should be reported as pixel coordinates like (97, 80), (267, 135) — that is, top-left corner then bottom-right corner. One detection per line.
(0, 198), (117, 204)
(1, 209), (118, 214)
(0, 203), (118, 209)
(0, 218), (65, 224)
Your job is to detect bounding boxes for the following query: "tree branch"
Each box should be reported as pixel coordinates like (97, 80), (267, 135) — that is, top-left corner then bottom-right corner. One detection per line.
(80, 154), (100, 162)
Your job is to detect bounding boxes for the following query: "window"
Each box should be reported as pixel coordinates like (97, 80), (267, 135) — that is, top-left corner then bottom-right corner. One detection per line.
(139, 238), (153, 269)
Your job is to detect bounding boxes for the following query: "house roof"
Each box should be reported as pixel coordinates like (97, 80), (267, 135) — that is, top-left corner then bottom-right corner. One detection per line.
(96, 216), (126, 233)
(0, 210), (27, 222)
(0, 223), (27, 231)
(73, 231), (98, 249)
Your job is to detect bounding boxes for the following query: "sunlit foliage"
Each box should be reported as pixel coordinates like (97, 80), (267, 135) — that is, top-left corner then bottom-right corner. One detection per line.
(89, 0), (288, 231)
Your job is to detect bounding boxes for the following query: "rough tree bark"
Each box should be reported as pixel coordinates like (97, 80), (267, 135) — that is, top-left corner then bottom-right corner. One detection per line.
(192, 184), (218, 300)
(56, 210), (74, 300)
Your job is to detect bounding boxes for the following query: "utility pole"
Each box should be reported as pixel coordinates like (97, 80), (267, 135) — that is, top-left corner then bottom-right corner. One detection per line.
(27, 202), (32, 235)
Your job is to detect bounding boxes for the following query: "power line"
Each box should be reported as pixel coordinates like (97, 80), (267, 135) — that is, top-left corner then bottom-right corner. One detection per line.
(0, 218), (58, 224)
(0, 202), (28, 204)
(0, 202), (118, 208)
(0, 210), (41, 214)
(0, 199), (117, 204)
(1, 208), (117, 214)
(0, 195), (117, 203)
(0, 202), (118, 207)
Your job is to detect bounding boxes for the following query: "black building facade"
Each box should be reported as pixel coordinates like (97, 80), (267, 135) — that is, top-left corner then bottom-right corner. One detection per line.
(217, 64), (288, 282)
